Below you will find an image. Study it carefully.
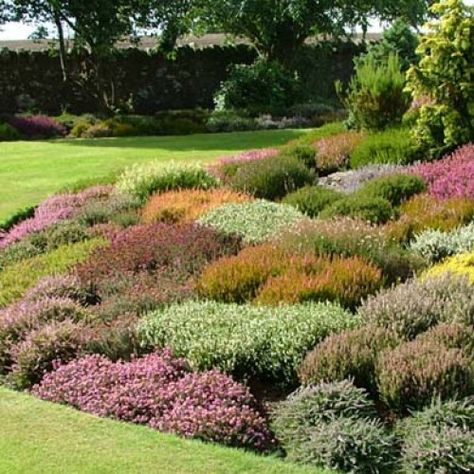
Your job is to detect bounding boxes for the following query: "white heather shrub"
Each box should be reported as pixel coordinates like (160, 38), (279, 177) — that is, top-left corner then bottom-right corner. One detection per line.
(411, 222), (474, 263)
(138, 300), (357, 386)
(116, 161), (219, 202)
(197, 200), (306, 244)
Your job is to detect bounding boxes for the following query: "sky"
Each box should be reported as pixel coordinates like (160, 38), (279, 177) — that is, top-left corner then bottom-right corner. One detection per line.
(1, 1), (473, 41)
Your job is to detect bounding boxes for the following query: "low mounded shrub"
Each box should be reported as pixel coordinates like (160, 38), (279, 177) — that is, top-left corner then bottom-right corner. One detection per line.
(141, 189), (252, 224)
(276, 218), (425, 284)
(293, 417), (398, 473)
(138, 300), (356, 386)
(228, 154), (314, 200)
(116, 161), (219, 203)
(384, 194), (474, 243)
(32, 351), (272, 450)
(8, 115), (66, 139)
(314, 132), (363, 174)
(0, 122), (21, 141)
(299, 326), (399, 393)
(197, 200), (306, 245)
(356, 173), (426, 206)
(417, 323), (474, 357)
(282, 186), (343, 217)
(411, 144), (474, 200)
(423, 252), (474, 284)
(376, 339), (474, 412)
(319, 195), (394, 224)
(280, 144), (317, 169)
(0, 239), (106, 308)
(349, 127), (417, 168)
(359, 274), (474, 340)
(411, 222), (474, 263)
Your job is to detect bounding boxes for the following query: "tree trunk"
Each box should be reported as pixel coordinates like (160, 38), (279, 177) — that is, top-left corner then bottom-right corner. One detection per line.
(53, 11), (68, 82)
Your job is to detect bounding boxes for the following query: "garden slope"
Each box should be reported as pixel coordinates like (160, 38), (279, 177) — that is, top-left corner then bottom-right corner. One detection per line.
(0, 128), (309, 222)
(0, 388), (333, 474)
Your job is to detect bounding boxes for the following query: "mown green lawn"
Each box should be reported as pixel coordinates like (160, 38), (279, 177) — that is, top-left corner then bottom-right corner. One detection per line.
(0, 388), (333, 474)
(0, 129), (311, 223)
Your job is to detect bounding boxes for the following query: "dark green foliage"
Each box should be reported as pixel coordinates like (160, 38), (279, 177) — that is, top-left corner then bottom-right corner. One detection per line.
(319, 195), (394, 224)
(230, 154), (314, 200)
(282, 186), (343, 217)
(356, 173), (426, 206)
(0, 122), (21, 141)
(281, 144), (317, 169)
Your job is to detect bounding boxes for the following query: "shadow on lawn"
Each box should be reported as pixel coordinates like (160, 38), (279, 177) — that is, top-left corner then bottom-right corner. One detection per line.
(45, 129), (310, 152)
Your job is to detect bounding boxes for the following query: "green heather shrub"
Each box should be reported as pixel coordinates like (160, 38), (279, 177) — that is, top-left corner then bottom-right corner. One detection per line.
(359, 274), (474, 340)
(7, 320), (87, 389)
(138, 300), (356, 386)
(398, 397), (474, 473)
(197, 200), (305, 245)
(349, 127), (417, 168)
(282, 186), (343, 217)
(276, 219), (425, 284)
(280, 144), (317, 169)
(0, 239), (106, 308)
(376, 339), (474, 412)
(338, 53), (409, 131)
(0, 122), (21, 141)
(299, 326), (399, 393)
(116, 161), (219, 202)
(206, 110), (256, 133)
(411, 222), (474, 263)
(229, 154), (314, 200)
(319, 195), (394, 224)
(295, 417), (399, 473)
(355, 173), (426, 206)
(81, 122), (113, 138)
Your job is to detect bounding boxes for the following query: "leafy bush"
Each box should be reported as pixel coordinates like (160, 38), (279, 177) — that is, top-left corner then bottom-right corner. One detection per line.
(411, 222), (474, 263)
(359, 274), (474, 339)
(138, 300), (355, 386)
(197, 200), (305, 245)
(338, 53), (409, 130)
(142, 189), (252, 224)
(276, 218), (425, 284)
(349, 127), (418, 168)
(385, 194), (474, 243)
(279, 143), (317, 169)
(81, 122), (113, 138)
(214, 59), (300, 113)
(299, 326), (399, 393)
(292, 417), (398, 473)
(228, 154), (314, 200)
(282, 186), (343, 217)
(33, 351), (272, 450)
(314, 132), (363, 174)
(424, 251), (474, 284)
(376, 339), (474, 412)
(0, 122), (21, 141)
(319, 195), (394, 224)
(8, 319), (87, 389)
(0, 239), (106, 308)
(405, 0), (474, 157)
(411, 144), (474, 200)
(356, 173), (426, 206)
(116, 162), (219, 203)
(8, 115), (66, 139)
(206, 110), (256, 133)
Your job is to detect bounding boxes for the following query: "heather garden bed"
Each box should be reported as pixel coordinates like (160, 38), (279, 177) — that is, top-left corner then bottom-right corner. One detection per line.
(1, 123), (473, 472)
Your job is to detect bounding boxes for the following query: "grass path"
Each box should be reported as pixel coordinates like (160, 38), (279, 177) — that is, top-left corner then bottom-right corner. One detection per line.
(0, 129), (310, 222)
(0, 388), (332, 474)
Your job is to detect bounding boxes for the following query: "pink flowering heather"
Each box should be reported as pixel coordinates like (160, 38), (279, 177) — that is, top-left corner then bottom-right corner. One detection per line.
(33, 351), (272, 450)
(9, 115), (67, 139)
(208, 148), (279, 181)
(411, 144), (474, 200)
(0, 186), (113, 248)
(23, 275), (89, 303)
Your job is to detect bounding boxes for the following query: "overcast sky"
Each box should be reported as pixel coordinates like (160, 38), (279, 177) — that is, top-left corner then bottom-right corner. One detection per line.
(1, 1), (473, 41)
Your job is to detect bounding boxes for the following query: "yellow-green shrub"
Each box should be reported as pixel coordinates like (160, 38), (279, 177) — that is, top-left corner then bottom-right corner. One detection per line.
(424, 252), (474, 284)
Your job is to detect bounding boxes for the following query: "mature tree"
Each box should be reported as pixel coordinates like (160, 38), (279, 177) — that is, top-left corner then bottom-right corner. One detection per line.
(194, 0), (432, 66)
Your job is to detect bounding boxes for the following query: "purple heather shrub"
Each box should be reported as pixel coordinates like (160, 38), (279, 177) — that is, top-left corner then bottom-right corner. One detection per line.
(33, 351), (272, 450)
(0, 186), (113, 248)
(8, 115), (66, 139)
(411, 144), (474, 200)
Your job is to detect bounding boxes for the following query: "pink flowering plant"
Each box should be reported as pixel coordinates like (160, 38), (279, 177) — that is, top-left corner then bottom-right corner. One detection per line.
(33, 351), (273, 450)
(411, 144), (474, 200)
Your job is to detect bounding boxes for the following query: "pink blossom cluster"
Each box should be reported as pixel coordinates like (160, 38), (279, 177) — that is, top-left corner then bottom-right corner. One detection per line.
(0, 186), (113, 248)
(411, 144), (474, 200)
(33, 351), (272, 450)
